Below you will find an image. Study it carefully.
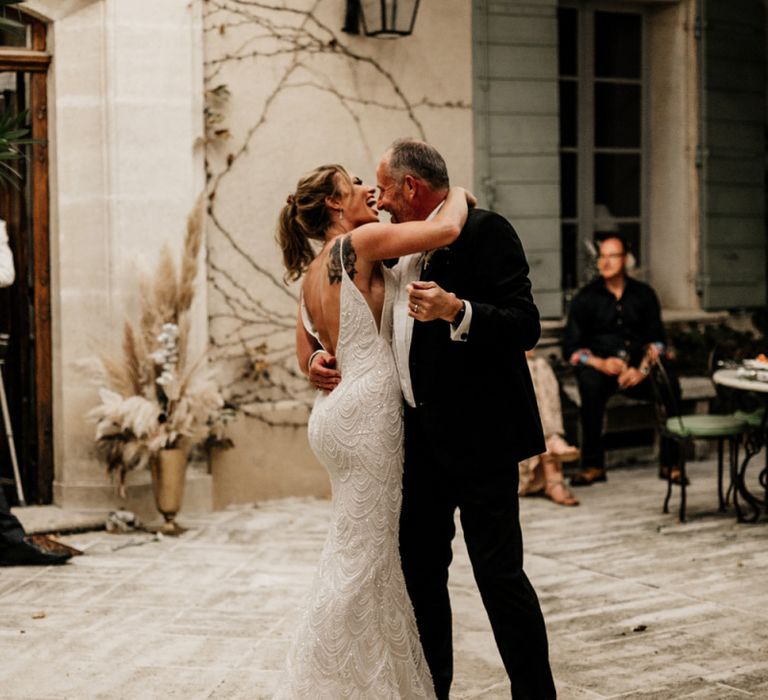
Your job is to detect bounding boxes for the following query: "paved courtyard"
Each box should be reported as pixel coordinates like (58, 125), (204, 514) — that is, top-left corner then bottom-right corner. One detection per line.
(1, 457), (767, 699)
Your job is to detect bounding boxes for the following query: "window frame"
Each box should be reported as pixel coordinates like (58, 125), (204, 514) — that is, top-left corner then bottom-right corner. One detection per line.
(559, 0), (650, 291)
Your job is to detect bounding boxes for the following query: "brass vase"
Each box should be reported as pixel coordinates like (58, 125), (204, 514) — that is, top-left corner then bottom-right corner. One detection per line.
(151, 448), (188, 535)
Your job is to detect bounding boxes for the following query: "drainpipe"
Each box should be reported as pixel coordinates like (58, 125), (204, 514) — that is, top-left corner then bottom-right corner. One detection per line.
(694, 0), (706, 302)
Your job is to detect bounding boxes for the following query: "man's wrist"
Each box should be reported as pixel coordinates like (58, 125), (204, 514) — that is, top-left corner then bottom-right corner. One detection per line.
(449, 297), (465, 326)
(307, 348), (324, 375)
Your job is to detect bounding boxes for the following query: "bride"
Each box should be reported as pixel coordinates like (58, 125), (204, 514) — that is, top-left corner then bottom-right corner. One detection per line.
(273, 163), (472, 698)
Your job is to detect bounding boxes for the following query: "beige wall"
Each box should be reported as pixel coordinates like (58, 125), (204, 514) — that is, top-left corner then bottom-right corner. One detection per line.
(203, 1), (474, 504)
(22, 0), (209, 512)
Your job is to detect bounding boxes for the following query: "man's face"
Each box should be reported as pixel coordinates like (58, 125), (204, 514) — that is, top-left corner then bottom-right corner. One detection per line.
(376, 158), (414, 223)
(596, 237), (627, 282)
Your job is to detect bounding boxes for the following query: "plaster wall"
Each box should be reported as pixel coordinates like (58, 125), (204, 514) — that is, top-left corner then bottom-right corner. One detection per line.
(203, 1), (473, 504)
(21, 0), (210, 512)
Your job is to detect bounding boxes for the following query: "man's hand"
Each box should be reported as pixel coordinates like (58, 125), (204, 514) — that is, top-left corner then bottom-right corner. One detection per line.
(593, 356), (627, 376)
(407, 281), (463, 323)
(618, 367), (646, 389)
(308, 352), (340, 392)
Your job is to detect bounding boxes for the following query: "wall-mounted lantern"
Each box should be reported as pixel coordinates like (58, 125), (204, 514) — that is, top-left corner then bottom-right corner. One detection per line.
(343, 0), (421, 38)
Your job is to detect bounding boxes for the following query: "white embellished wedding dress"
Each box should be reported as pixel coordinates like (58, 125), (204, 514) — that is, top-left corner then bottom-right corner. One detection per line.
(274, 241), (435, 699)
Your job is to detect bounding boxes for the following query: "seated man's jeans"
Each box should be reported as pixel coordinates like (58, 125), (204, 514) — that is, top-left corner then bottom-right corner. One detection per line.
(576, 363), (681, 469)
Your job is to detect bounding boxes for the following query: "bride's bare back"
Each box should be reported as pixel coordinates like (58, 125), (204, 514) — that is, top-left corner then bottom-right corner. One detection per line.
(302, 235), (385, 356)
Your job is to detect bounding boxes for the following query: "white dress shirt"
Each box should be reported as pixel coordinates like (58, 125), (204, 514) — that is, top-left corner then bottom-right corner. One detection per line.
(391, 204), (473, 407)
(0, 219), (15, 288)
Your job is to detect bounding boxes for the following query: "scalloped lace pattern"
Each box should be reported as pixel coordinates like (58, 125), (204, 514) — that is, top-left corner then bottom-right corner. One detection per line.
(274, 248), (435, 699)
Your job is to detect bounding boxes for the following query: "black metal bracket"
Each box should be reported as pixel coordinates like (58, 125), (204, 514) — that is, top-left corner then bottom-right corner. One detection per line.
(342, 0), (360, 35)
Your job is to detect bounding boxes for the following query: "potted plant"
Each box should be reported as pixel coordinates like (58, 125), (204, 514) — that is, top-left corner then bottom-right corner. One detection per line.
(87, 198), (231, 533)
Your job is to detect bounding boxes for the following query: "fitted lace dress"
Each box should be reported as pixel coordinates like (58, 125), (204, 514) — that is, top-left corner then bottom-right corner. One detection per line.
(274, 239), (435, 699)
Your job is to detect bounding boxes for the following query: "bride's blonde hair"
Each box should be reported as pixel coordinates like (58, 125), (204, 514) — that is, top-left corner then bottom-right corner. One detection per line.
(277, 164), (351, 282)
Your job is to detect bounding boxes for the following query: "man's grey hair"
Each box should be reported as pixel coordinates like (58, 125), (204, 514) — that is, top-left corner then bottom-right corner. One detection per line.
(387, 138), (450, 190)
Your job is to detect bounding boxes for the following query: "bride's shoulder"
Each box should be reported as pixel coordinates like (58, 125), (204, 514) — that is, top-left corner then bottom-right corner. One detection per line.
(307, 240), (335, 273)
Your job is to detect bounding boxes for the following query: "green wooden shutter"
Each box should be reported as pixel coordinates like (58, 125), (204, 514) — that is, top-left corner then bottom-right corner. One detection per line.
(700, 0), (766, 309)
(472, 0), (562, 318)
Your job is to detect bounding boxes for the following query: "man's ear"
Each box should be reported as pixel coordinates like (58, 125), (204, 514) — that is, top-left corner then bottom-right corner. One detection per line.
(403, 174), (418, 201)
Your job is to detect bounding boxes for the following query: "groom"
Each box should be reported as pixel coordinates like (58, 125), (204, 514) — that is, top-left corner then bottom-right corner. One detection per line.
(310, 139), (555, 699)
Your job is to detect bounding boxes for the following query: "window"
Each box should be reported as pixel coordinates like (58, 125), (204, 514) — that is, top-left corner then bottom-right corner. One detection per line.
(0, 3), (32, 49)
(558, 3), (646, 296)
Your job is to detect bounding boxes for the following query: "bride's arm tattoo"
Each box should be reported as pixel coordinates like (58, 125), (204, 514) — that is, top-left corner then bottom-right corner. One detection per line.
(327, 236), (357, 283)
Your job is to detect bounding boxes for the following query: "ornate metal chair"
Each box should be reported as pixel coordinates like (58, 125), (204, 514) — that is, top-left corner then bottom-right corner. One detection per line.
(649, 358), (748, 522)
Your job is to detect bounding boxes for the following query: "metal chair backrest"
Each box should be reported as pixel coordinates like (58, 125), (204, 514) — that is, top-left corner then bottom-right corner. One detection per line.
(649, 357), (687, 435)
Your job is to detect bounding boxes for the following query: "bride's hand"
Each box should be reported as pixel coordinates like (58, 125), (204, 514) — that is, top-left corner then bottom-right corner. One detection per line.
(451, 186), (476, 209)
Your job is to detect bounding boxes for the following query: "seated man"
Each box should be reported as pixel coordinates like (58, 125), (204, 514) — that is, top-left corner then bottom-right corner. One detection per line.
(564, 233), (680, 486)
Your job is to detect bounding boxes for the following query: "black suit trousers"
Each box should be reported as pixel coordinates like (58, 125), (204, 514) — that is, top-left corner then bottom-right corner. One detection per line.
(0, 484), (25, 548)
(399, 406), (556, 700)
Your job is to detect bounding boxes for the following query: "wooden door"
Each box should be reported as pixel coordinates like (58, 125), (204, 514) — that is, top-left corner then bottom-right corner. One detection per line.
(0, 11), (51, 504)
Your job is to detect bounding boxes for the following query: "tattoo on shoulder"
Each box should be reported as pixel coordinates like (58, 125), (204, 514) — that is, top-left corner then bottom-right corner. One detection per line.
(327, 239), (342, 284)
(327, 236), (357, 284)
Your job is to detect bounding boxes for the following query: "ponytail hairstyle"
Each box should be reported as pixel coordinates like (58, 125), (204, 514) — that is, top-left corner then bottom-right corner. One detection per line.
(277, 164), (351, 282)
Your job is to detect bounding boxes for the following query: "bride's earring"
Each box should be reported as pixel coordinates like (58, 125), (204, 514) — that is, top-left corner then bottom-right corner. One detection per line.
(339, 209), (344, 221)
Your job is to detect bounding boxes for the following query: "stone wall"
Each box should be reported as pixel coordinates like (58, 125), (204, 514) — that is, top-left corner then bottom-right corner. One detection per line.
(23, 0), (209, 512)
(203, 0), (473, 504)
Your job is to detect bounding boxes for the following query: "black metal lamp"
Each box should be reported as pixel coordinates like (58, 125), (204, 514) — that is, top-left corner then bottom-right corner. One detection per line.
(343, 0), (421, 38)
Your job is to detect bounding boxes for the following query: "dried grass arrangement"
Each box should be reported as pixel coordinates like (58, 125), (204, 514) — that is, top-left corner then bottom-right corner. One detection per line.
(87, 198), (229, 493)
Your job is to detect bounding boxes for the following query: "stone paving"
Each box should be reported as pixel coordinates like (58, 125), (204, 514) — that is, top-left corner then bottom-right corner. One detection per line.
(1, 457), (767, 699)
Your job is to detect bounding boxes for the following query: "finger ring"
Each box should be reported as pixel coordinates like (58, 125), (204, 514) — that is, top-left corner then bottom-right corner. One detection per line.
(413, 304), (420, 312)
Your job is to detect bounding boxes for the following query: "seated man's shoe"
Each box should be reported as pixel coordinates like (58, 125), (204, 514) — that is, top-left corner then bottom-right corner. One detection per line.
(658, 465), (689, 486)
(0, 538), (72, 566)
(570, 467), (607, 487)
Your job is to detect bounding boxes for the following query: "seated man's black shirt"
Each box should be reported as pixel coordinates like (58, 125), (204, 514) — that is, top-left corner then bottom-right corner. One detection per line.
(564, 276), (665, 367)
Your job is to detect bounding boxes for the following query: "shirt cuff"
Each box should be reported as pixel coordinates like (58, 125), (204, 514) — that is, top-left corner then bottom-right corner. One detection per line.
(569, 349), (592, 366)
(449, 300), (472, 342)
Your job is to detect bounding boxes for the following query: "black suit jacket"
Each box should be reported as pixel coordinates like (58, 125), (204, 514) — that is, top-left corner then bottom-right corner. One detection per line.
(407, 208), (545, 468)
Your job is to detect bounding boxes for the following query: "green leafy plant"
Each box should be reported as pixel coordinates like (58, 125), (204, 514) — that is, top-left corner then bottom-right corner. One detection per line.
(666, 320), (767, 376)
(0, 108), (34, 188)
(0, 1), (36, 188)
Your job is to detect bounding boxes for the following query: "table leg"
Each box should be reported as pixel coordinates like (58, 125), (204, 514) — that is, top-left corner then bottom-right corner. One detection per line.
(734, 408), (767, 523)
